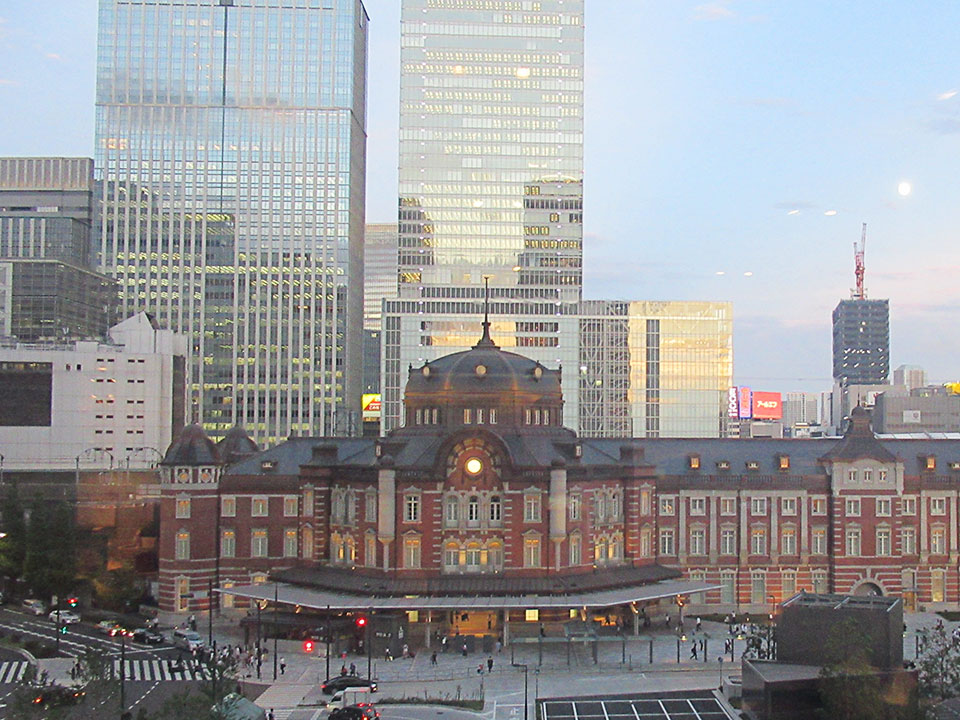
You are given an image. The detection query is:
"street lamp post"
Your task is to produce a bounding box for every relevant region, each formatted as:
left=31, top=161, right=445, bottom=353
left=273, top=583, right=279, bottom=681
left=325, top=604, right=331, bottom=681
left=256, top=602, right=262, bottom=680
left=367, top=606, right=373, bottom=680
left=512, top=662, right=529, bottom=720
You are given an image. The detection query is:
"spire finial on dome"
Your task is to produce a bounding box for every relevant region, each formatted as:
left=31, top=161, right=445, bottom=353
left=475, top=275, right=498, bottom=349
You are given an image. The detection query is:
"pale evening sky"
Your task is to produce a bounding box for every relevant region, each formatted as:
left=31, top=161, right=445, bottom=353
left=1, top=1, right=959, bottom=394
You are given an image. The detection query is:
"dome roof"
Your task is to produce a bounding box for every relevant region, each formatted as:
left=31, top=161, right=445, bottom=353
left=404, top=323, right=561, bottom=399
left=216, top=425, right=259, bottom=465
left=161, top=424, right=221, bottom=466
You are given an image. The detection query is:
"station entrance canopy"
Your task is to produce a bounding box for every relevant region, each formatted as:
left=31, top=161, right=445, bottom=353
left=219, top=578, right=718, bottom=611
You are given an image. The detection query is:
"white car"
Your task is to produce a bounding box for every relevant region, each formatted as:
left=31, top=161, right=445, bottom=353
left=49, top=610, right=81, bottom=624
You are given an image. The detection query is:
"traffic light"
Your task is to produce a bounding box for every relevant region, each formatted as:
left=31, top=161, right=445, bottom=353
left=303, top=640, right=315, bottom=653
left=355, top=616, right=367, bottom=628
left=67, top=597, right=78, bottom=608
left=58, top=625, right=68, bottom=635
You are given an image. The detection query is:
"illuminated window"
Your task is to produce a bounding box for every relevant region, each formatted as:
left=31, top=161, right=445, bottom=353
left=175, top=531, right=190, bottom=560
left=659, top=496, right=675, bottom=515
left=251, top=529, right=268, bottom=558
left=283, top=496, right=298, bottom=517
left=404, top=536, right=421, bottom=569
left=251, top=496, right=268, bottom=517
left=175, top=497, right=191, bottom=519
left=523, top=536, right=541, bottom=567
left=781, top=527, right=796, bottom=555
left=220, top=530, right=235, bottom=558
left=284, top=529, right=298, bottom=558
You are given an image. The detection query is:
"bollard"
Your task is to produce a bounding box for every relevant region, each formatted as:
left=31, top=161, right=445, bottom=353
left=676, top=638, right=681, bottom=663
left=703, top=638, right=708, bottom=663
left=649, top=638, right=653, bottom=664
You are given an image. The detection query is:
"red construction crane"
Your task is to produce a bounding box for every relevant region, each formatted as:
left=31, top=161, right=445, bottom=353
left=853, top=222, right=867, bottom=300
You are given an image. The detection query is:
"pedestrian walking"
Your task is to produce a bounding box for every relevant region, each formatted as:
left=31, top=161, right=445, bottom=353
left=462, top=642, right=468, bottom=657
left=403, top=643, right=409, bottom=658
left=268, top=709, right=275, bottom=720
left=496, top=639, right=502, bottom=654
left=189, top=614, right=197, bottom=631
left=487, top=656, right=493, bottom=673
left=341, top=664, right=348, bottom=676
left=665, top=614, right=671, bottom=628
left=349, top=662, right=356, bottom=675
left=280, top=657, right=286, bottom=675
left=441, top=636, right=449, bottom=653
left=696, top=617, right=702, bottom=632
left=690, top=643, right=698, bottom=660
left=477, top=663, right=483, bottom=675
left=431, top=651, right=437, bottom=665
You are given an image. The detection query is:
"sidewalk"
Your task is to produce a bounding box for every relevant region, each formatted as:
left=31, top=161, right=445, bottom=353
left=200, top=611, right=959, bottom=714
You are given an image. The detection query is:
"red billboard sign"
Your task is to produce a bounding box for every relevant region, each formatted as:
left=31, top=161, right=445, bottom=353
left=738, top=387, right=753, bottom=419
left=752, top=391, right=783, bottom=420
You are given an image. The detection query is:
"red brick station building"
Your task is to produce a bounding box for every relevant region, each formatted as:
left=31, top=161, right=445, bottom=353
left=159, top=321, right=960, bottom=646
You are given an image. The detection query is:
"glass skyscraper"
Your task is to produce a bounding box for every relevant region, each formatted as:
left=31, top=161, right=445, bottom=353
left=383, top=0, right=584, bottom=432
left=95, top=0, right=368, bottom=443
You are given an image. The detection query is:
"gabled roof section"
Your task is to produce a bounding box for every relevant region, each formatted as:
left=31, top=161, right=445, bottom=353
left=821, top=406, right=897, bottom=464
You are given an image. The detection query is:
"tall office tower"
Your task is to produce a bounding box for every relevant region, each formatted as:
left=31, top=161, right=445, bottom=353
left=578, top=301, right=733, bottom=438
left=832, top=299, right=889, bottom=386
left=0, top=157, right=116, bottom=341
left=383, top=0, right=584, bottom=432
left=363, top=223, right=398, bottom=332
left=782, top=392, right=820, bottom=427
left=95, top=0, right=369, bottom=443
left=894, top=364, right=926, bottom=392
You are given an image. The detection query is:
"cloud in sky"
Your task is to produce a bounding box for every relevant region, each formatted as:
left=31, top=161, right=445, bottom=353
left=45, top=52, right=62, bottom=61
left=938, top=89, right=957, bottom=101
left=692, top=2, right=735, bottom=21
left=0, top=78, right=17, bottom=87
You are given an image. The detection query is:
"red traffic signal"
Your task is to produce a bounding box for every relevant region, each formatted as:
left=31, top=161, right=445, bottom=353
left=303, top=640, right=315, bottom=653
left=355, top=616, right=367, bottom=628
left=67, top=597, right=78, bottom=608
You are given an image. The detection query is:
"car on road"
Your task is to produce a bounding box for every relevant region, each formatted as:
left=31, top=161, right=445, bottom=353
left=329, top=704, right=380, bottom=720
left=48, top=610, right=81, bottom=624
left=31, top=685, right=86, bottom=710
left=172, top=628, right=204, bottom=651
left=132, top=628, right=165, bottom=645
left=321, top=676, right=378, bottom=695
left=96, top=619, right=126, bottom=636
left=22, top=599, right=46, bottom=615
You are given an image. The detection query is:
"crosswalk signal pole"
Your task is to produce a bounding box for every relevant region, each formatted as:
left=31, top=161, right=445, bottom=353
left=120, top=631, right=126, bottom=714
left=55, top=608, right=60, bottom=655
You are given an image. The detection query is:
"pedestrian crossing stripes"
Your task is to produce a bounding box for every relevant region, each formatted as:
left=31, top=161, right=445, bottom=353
left=112, top=659, right=209, bottom=682
left=0, top=662, right=28, bottom=684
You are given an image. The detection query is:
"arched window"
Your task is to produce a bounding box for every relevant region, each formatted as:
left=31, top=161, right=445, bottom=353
left=488, top=541, right=503, bottom=570
left=489, top=496, right=502, bottom=524
left=344, top=536, right=356, bottom=563
left=569, top=532, right=582, bottom=566
left=445, top=495, right=460, bottom=526
left=466, top=543, right=482, bottom=568
left=330, top=533, right=342, bottom=563
left=444, top=542, right=460, bottom=570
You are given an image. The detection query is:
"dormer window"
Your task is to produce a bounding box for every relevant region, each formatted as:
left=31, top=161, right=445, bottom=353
left=717, top=460, right=730, bottom=471
left=463, top=408, right=472, bottom=424
left=575, top=444, right=582, bottom=458
left=925, top=456, right=937, bottom=471
left=489, top=408, right=498, bottom=425
left=746, top=461, right=759, bottom=471
left=688, top=455, right=700, bottom=470
left=778, top=455, right=790, bottom=471
left=950, top=462, right=960, bottom=471
left=415, top=408, right=423, bottom=425
left=261, top=460, right=277, bottom=472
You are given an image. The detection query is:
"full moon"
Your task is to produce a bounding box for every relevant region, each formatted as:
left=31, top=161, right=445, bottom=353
left=898, top=181, right=912, bottom=197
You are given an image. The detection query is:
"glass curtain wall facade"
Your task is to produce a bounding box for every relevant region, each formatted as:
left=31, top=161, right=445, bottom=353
left=95, top=0, right=368, bottom=443
left=384, top=0, right=584, bottom=433
left=579, top=301, right=733, bottom=438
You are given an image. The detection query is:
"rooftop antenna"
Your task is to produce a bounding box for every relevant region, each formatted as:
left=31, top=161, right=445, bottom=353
left=852, top=223, right=867, bottom=300
left=475, top=275, right=497, bottom=348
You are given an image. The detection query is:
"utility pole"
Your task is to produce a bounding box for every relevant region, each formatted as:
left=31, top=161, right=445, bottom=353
left=120, top=631, right=126, bottom=715
left=366, top=607, right=372, bottom=680
left=325, top=604, right=331, bottom=681
left=208, top=578, right=214, bottom=648
left=273, top=583, right=279, bottom=681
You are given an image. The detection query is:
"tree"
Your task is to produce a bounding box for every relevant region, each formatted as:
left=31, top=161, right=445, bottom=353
left=22, top=499, right=76, bottom=600
left=0, top=484, right=27, bottom=582
left=817, top=618, right=925, bottom=720
left=144, top=648, right=241, bottom=720
left=917, top=623, right=960, bottom=701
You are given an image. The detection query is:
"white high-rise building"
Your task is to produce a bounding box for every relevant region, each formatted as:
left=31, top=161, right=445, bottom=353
left=0, top=312, right=186, bottom=471
left=383, top=0, right=584, bottom=432
left=95, top=0, right=369, bottom=443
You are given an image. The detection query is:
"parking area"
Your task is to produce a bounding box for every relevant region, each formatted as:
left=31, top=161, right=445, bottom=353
left=540, top=690, right=734, bottom=720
